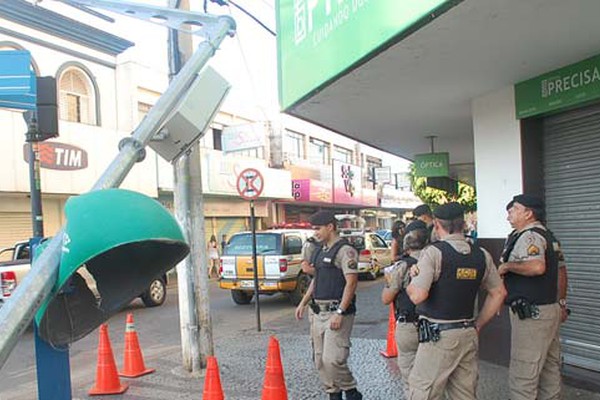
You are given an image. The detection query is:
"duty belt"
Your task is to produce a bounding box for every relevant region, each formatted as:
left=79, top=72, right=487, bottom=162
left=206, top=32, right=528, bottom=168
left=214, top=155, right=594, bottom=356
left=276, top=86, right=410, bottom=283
left=418, top=319, right=475, bottom=343
left=311, top=300, right=340, bottom=313
left=396, top=314, right=418, bottom=324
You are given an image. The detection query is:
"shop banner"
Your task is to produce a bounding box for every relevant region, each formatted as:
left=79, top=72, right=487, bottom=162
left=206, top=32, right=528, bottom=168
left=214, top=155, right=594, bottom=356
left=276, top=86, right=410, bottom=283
left=204, top=150, right=292, bottom=199
left=380, top=185, right=422, bottom=209
left=221, top=122, right=267, bottom=152
left=332, top=160, right=362, bottom=205
left=414, top=153, right=449, bottom=177
left=292, top=179, right=332, bottom=203
left=276, top=0, right=453, bottom=109
left=362, top=188, right=378, bottom=207
left=515, top=53, right=600, bottom=119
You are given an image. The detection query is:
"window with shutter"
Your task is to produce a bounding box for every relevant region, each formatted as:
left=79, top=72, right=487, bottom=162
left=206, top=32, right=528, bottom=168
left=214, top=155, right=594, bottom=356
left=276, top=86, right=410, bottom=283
left=58, top=68, right=96, bottom=125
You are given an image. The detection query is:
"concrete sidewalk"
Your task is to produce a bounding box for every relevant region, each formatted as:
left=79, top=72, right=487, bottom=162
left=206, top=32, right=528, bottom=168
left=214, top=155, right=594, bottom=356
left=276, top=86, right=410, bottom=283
left=66, top=328, right=600, bottom=400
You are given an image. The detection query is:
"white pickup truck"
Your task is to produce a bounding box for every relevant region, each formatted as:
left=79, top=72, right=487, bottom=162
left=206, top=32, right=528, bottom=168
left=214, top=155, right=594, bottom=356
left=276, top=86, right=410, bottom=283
left=0, top=241, right=168, bottom=308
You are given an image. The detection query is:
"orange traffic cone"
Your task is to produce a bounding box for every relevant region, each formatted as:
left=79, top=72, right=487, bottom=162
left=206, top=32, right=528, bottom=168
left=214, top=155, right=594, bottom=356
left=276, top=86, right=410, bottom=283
left=89, top=324, right=129, bottom=396
left=261, top=336, right=288, bottom=400
left=119, top=313, right=155, bottom=378
left=202, top=356, right=225, bottom=400
left=380, top=304, right=398, bottom=358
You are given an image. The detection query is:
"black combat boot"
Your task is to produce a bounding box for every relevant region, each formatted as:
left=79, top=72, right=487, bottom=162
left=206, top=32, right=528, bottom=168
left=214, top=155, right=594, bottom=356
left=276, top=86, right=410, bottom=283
left=344, top=388, right=363, bottom=400
left=329, top=392, right=343, bottom=400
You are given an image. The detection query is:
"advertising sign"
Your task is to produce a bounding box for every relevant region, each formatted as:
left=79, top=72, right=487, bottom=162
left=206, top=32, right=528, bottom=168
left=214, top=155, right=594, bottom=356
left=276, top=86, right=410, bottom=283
left=361, top=188, right=378, bottom=207
left=23, top=142, right=88, bottom=171
left=414, top=153, right=449, bottom=178
left=222, top=122, right=267, bottom=152
left=515, top=53, right=600, bottom=119
left=276, top=0, right=452, bottom=109
left=332, top=160, right=362, bottom=205
left=0, top=50, right=36, bottom=110
left=374, top=166, right=392, bottom=184
left=292, top=179, right=332, bottom=203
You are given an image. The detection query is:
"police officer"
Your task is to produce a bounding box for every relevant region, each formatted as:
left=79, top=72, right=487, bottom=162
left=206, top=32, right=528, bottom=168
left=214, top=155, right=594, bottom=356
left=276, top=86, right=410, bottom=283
left=301, top=235, right=319, bottom=276
left=381, top=225, right=429, bottom=383
left=406, top=202, right=506, bottom=400
left=498, top=194, right=569, bottom=400
left=295, top=210, right=362, bottom=400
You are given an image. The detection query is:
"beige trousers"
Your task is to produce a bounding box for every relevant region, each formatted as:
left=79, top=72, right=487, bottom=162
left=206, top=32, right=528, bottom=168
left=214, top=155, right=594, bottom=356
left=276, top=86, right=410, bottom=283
left=509, top=303, right=561, bottom=400
left=395, top=321, right=419, bottom=383
left=309, top=309, right=357, bottom=394
left=408, top=327, right=479, bottom=400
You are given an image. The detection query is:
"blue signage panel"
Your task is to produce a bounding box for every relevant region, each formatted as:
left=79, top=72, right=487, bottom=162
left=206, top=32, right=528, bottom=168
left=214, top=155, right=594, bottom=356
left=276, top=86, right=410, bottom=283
left=0, top=50, right=37, bottom=110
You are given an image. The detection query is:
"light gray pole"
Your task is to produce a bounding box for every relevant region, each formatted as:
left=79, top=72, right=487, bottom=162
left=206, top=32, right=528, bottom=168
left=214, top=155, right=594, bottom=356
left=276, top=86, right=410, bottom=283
left=169, top=0, right=214, bottom=373
left=0, top=13, right=234, bottom=370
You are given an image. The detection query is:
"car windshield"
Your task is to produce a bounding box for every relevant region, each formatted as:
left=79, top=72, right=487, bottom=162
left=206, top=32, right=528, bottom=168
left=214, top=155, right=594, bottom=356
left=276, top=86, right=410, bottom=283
left=342, top=235, right=366, bottom=250
left=224, top=233, right=282, bottom=256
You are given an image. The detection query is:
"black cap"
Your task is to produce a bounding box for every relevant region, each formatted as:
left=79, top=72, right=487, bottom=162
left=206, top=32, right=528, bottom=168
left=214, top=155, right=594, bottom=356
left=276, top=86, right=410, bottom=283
left=405, top=220, right=427, bottom=234
left=506, top=194, right=544, bottom=211
left=309, top=210, right=336, bottom=226
left=433, top=202, right=464, bottom=220
left=413, top=204, right=432, bottom=217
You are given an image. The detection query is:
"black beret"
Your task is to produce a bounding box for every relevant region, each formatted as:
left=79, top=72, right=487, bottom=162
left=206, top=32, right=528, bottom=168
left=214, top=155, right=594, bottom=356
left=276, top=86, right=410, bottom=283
left=309, top=210, right=336, bottom=226
left=508, top=194, right=544, bottom=210
left=405, top=220, right=428, bottom=234
left=433, top=202, right=464, bottom=220
left=413, top=204, right=432, bottom=217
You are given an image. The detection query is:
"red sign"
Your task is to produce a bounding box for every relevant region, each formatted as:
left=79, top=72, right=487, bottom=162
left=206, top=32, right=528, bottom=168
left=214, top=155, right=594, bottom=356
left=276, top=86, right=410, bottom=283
left=23, top=142, right=88, bottom=171
left=292, top=179, right=332, bottom=203
left=236, top=168, right=264, bottom=200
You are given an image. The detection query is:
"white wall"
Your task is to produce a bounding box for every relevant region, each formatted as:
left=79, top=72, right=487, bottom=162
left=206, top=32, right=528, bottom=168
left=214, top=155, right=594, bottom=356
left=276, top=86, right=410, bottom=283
left=472, top=86, right=522, bottom=238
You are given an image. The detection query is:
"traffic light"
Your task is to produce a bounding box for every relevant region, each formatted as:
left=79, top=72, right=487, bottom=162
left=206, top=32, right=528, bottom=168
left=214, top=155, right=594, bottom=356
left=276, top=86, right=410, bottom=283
left=24, top=76, right=59, bottom=142
left=34, top=189, right=189, bottom=346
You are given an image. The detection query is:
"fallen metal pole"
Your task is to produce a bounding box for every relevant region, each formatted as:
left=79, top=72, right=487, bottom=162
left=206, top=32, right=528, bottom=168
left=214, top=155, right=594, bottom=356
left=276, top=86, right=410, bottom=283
left=0, top=15, right=235, bottom=370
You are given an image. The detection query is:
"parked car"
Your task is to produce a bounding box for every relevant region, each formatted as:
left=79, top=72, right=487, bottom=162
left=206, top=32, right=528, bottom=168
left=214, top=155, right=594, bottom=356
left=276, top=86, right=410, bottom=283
left=376, top=229, right=393, bottom=247
left=339, top=230, right=392, bottom=280
left=0, top=240, right=168, bottom=308
left=219, top=229, right=313, bottom=305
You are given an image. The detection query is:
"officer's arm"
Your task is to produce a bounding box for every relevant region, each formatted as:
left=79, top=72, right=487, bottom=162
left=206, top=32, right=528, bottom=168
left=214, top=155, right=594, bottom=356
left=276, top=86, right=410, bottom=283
left=498, top=259, right=545, bottom=276
left=406, top=284, right=428, bottom=305
left=340, top=272, right=358, bottom=312
left=558, top=265, right=568, bottom=303
left=381, top=287, right=399, bottom=305
left=476, top=283, right=507, bottom=331
left=298, top=279, right=315, bottom=308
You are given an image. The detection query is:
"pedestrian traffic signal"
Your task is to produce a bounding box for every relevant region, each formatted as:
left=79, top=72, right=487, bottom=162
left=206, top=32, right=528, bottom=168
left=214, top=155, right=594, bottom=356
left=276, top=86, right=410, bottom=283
left=35, top=189, right=189, bottom=346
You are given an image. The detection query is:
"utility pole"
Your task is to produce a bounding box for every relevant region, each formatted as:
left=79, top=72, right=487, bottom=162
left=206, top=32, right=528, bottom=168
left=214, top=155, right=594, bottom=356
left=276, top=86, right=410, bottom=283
left=169, top=0, right=214, bottom=373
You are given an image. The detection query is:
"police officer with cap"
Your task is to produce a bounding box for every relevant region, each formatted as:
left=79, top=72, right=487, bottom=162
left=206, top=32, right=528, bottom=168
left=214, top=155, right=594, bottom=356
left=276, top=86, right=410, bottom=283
left=406, top=202, right=506, bottom=399
left=381, top=224, right=429, bottom=383
left=295, top=210, right=362, bottom=400
left=499, top=194, right=569, bottom=400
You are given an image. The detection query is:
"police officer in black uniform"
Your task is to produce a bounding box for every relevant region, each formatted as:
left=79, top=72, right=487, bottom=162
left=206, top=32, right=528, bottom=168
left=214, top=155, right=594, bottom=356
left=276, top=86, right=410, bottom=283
left=295, top=210, right=362, bottom=400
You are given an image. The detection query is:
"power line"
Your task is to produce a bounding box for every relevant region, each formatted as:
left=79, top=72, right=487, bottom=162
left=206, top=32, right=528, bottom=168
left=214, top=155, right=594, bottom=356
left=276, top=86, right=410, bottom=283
left=209, top=0, right=276, bottom=36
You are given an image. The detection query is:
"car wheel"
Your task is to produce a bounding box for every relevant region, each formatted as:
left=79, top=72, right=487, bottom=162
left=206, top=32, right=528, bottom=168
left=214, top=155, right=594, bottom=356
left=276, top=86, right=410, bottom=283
left=141, top=277, right=167, bottom=307
left=289, top=273, right=312, bottom=305
left=231, top=290, right=253, bottom=305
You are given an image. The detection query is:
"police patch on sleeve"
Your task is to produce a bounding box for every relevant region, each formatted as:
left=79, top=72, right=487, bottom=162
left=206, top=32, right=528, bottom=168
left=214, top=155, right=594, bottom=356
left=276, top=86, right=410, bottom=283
left=527, top=244, right=540, bottom=256
left=347, top=260, right=358, bottom=270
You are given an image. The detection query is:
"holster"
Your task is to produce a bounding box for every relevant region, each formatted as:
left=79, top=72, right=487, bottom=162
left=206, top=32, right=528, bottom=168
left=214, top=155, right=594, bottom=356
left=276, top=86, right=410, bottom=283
left=308, top=300, right=321, bottom=315
left=417, top=319, right=440, bottom=343
left=510, top=298, right=540, bottom=320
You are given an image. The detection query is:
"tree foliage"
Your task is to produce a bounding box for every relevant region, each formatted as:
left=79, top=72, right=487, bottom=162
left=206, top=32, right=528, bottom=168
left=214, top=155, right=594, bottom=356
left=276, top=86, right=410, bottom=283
left=409, top=164, right=477, bottom=212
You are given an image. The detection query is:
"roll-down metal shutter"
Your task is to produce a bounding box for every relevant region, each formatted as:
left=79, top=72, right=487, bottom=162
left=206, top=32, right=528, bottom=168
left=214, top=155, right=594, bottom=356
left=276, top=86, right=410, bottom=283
left=543, top=102, right=600, bottom=371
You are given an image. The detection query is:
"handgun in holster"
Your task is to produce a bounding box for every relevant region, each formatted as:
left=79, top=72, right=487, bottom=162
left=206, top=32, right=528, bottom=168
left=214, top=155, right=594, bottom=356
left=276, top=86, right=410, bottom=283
left=418, top=319, right=440, bottom=343
left=510, top=298, right=540, bottom=320
left=309, top=299, right=321, bottom=315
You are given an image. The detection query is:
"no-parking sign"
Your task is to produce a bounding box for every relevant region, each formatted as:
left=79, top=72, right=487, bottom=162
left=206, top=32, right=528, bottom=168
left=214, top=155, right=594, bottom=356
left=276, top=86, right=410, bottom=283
left=236, top=168, right=264, bottom=200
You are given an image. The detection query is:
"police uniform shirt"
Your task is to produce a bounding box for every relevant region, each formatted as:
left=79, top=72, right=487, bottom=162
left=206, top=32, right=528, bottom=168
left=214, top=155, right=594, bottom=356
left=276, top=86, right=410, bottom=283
left=411, top=233, right=503, bottom=321
left=322, top=237, right=359, bottom=274
left=301, top=240, right=318, bottom=264
left=506, top=222, right=566, bottom=269
left=388, top=250, right=422, bottom=292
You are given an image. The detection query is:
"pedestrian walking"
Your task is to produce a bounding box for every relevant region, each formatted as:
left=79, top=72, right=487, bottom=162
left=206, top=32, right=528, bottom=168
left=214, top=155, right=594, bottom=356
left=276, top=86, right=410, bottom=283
left=406, top=202, right=506, bottom=400
left=381, top=225, right=428, bottom=383
left=295, top=210, right=363, bottom=400
left=207, top=234, right=219, bottom=279
left=498, top=194, right=569, bottom=400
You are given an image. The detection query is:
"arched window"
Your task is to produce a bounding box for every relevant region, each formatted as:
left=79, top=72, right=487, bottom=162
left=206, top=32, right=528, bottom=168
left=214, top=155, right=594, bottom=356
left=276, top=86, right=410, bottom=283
left=58, top=67, right=97, bottom=125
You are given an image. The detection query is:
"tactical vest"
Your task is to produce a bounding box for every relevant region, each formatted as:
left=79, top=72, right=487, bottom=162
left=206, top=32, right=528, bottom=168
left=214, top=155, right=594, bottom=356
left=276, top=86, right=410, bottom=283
left=393, top=255, right=418, bottom=320
left=501, top=227, right=559, bottom=305
left=313, top=238, right=350, bottom=301
left=417, top=241, right=485, bottom=320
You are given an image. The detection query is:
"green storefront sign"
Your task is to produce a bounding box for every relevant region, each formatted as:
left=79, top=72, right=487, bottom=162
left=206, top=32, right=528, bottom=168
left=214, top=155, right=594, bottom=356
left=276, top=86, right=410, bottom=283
left=276, top=0, right=455, bottom=110
left=515, top=53, right=600, bottom=119
left=414, top=153, right=449, bottom=178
